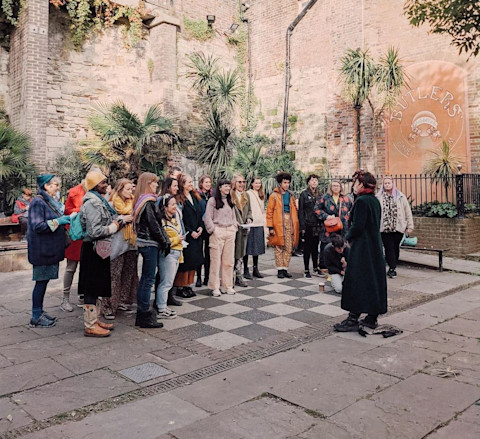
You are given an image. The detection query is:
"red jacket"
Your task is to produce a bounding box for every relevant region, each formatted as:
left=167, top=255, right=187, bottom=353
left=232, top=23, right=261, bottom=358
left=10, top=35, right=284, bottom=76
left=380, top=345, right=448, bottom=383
left=64, top=183, right=86, bottom=261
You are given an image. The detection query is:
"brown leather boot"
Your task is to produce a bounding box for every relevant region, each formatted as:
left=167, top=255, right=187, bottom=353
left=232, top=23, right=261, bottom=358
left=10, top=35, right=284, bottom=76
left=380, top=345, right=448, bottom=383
left=83, top=305, right=111, bottom=337
left=97, top=321, right=114, bottom=331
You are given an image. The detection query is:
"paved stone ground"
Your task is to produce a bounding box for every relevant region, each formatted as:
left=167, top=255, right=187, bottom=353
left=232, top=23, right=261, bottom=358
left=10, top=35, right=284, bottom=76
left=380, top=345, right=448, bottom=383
left=0, top=249, right=479, bottom=438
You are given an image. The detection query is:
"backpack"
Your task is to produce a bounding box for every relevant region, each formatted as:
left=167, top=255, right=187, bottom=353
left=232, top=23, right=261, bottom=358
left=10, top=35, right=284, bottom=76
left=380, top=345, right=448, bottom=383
left=69, top=211, right=87, bottom=241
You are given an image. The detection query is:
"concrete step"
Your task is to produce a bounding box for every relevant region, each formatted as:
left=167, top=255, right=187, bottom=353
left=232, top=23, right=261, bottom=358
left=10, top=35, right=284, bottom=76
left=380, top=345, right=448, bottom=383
left=465, top=252, right=480, bottom=262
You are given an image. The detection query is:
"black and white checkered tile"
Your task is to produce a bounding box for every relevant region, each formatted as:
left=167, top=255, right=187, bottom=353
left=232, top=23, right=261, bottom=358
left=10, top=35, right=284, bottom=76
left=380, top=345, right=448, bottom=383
left=163, top=269, right=346, bottom=351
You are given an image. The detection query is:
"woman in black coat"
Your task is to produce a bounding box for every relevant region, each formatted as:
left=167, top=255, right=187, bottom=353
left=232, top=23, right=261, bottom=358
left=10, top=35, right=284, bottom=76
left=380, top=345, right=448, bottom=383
left=174, top=174, right=204, bottom=299
left=334, top=171, right=387, bottom=332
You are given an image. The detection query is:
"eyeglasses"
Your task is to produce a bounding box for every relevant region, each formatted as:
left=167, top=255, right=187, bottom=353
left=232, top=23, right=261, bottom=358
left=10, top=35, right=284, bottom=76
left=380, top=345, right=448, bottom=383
left=237, top=181, right=246, bottom=184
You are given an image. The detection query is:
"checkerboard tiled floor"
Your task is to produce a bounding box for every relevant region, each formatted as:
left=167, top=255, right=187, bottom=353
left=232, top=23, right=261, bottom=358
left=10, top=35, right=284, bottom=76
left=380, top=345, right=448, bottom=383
left=162, top=269, right=345, bottom=351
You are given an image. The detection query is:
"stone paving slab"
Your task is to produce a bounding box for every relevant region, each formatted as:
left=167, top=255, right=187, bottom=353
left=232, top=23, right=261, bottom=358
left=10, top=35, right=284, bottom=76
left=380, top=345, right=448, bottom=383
left=296, top=420, right=360, bottom=439
left=13, top=370, right=138, bottom=421
left=427, top=405, right=480, bottom=439
left=0, top=335, right=76, bottom=365
left=20, top=393, right=208, bottom=439
left=344, top=342, right=445, bottom=379
left=0, top=358, right=73, bottom=397
left=268, top=360, right=399, bottom=417
left=396, top=328, right=476, bottom=355
left=169, top=397, right=315, bottom=439
left=330, top=374, right=480, bottom=439
left=0, top=398, right=34, bottom=434
left=429, top=351, right=480, bottom=386
left=0, top=326, right=40, bottom=348
left=432, top=317, right=480, bottom=339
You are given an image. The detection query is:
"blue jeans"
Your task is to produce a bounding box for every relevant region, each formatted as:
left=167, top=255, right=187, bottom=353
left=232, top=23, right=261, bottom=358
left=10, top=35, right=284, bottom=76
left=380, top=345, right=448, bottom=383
left=32, top=280, right=49, bottom=319
left=156, top=250, right=181, bottom=310
left=137, top=246, right=158, bottom=312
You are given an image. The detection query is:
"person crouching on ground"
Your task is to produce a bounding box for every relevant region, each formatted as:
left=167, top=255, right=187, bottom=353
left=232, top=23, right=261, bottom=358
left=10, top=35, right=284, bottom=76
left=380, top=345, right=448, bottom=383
left=204, top=179, right=238, bottom=297
left=334, top=171, right=387, bottom=332
left=78, top=170, right=119, bottom=337
left=324, top=234, right=349, bottom=294
left=157, top=194, right=184, bottom=319
left=133, top=172, right=169, bottom=328
left=266, top=172, right=299, bottom=279
left=28, top=175, right=71, bottom=328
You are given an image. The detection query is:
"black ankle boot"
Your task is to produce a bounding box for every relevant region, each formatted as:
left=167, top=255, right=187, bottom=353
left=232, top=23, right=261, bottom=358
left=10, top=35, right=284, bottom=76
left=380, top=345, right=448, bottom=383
left=334, top=314, right=359, bottom=332
left=135, top=310, right=164, bottom=328
left=283, top=270, right=292, bottom=278
left=167, top=288, right=182, bottom=306
left=243, top=268, right=253, bottom=280
left=252, top=266, right=264, bottom=278
left=277, top=270, right=285, bottom=279
left=360, top=315, right=378, bottom=329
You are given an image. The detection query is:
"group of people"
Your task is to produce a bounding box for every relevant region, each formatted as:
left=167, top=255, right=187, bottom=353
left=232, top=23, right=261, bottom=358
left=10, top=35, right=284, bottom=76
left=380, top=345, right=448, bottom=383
left=25, top=165, right=413, bottom=336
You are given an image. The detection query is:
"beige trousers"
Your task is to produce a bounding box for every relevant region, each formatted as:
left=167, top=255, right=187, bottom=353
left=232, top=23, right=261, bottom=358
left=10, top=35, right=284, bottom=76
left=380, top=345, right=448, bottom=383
left=274, top=212, right=293, bottom=269
left=208, top=225, right=237, bottom=291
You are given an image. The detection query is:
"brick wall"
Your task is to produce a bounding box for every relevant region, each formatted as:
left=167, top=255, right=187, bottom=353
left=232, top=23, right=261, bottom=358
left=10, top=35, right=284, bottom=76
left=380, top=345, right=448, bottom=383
left=249, top=0, right=480, bottom=176
left=412, top=217, right=480, bottom=258
left=0, top=47, right=8, bottom=111
left=9, top=0, right=49, bottom=167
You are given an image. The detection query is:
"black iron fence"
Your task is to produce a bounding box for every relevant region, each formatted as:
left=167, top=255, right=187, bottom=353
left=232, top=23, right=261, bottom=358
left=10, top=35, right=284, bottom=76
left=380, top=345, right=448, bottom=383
left=316, top=173, right=480, bottom=218
left=1, top=173, right=479, bottom=218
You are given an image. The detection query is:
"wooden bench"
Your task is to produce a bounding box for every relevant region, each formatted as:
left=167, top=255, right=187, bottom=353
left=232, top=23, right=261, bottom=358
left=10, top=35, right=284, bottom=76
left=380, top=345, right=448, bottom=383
left=0, top=218, right=21, bottom=241
left=400, top=245, right=449, bottom=272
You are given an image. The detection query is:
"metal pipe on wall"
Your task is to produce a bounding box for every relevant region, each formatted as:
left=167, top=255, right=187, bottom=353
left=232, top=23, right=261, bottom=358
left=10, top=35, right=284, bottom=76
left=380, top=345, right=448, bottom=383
left=281, top=0, right=319, bottom=152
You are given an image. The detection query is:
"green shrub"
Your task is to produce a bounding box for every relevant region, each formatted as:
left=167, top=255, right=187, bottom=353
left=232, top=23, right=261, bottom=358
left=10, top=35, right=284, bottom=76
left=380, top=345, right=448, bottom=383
left=417, top=201, right=457, bottom=218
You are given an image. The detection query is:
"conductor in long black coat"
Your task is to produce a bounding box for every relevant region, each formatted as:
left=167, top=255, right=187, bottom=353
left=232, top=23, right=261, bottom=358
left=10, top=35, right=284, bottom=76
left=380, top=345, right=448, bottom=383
left=334, top=171, right=387, bottom=332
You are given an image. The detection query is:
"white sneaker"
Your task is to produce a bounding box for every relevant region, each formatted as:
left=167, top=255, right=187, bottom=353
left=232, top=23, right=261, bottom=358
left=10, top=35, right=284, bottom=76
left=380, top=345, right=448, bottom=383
left=225, top=288, right=236, bottom=295
left=104, top=313, right=116, bottom=320
left=212, top=289, right=221, bottom=297
left=157, top=308, right=177, bottom=319
left=60, top=299, right=73, bottom=312
left=165, top=306, right=177, bottom=316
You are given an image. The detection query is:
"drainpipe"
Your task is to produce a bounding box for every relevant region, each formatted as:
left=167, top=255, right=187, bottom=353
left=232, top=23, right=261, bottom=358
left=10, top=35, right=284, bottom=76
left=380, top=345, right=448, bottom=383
left=281, top=0, right=318, bottom=152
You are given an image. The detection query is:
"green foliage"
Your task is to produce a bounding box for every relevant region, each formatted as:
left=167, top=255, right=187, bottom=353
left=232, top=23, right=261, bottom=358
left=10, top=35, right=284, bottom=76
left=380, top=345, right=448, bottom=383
left=405, top=0, right=480, bottom=58
left=51, top=147, right=87, bottom=188
left=51, top=0, right=145, bottom=50
left=227, top=138, right=305, bottom=197
left=417, top=201, right=458, bottom=218
left=0, top=120, right=35, bottom=213
left=0, top=121, right=33, bottom=180
left=339, top=47, right=407, bottom=113
left=183, top=17, right=214, bottom=42
left=82, top=101, right=180, bottom=180
left=186, top=52, right=241, bottom=180
left=0, top=0, right=25, bottom=49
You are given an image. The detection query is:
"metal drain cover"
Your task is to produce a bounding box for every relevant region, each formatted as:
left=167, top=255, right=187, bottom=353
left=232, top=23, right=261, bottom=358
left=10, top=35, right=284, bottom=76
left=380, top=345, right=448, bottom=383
left=119, top=362, right=172, bottom=383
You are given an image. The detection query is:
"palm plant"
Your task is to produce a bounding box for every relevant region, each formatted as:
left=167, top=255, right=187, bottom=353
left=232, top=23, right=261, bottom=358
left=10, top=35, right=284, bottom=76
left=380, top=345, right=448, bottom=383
left=424, top=140, right=463, bottom=201
left=0, top=121, right=35, bottom=213
left=195, top=111, right=233, bottom=180
left=186, top=52, right=241, bottom=177
left=339, top=47, right=407, bottom=170
left=84, top=101, right=180, bottom=179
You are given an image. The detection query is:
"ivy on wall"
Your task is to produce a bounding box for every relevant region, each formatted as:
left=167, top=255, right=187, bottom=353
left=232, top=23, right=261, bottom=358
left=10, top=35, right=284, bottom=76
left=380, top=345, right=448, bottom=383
left=183, top=17, right=214, bottom=41
left=0, top=0, right=145, bottom=51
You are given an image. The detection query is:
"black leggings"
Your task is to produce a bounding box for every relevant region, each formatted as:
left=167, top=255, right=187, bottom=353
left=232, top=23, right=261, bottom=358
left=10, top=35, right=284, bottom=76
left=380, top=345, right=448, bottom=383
left=303, top=226, right=320, bottom=271
left=381, top=231, right=403, bottom=269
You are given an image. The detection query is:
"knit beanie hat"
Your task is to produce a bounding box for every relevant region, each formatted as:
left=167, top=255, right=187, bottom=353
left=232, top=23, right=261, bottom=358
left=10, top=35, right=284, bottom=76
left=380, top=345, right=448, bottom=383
left=85, top=170, right=107, bottom=191
left=36, top=174, right=54, bottom=189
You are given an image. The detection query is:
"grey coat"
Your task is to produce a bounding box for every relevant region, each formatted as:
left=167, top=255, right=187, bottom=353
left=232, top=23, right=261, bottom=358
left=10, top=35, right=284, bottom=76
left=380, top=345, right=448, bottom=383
left=233, top=192, right=253, bottom=260
left=80, top=192, right=117, bottom=242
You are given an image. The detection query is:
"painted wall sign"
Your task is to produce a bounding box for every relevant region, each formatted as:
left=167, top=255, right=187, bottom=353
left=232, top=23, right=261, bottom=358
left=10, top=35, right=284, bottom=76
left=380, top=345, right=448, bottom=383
left=387, top=61, right=470, bottom=174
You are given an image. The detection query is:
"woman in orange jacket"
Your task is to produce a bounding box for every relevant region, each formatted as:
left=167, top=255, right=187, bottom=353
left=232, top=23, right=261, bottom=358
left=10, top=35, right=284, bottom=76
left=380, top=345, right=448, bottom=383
left=266, top=172, right=299, bottom=278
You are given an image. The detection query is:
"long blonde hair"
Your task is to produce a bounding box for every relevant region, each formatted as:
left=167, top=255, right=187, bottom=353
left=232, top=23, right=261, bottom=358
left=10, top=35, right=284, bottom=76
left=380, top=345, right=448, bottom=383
left=111, top=178, right=133, bottom=202
left=133, top=172, right=159, bottom=206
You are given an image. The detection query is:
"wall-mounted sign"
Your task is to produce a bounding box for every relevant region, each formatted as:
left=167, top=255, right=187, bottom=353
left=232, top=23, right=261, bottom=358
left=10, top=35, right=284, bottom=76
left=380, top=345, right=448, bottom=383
left=387, top=61, right=470, bottom=174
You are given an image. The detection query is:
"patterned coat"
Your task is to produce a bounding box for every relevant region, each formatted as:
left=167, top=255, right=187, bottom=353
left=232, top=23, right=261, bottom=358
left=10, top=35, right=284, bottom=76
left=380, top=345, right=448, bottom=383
left=232, top=191, right=253, bottom=260
left=314, top=193, right=353, bottom=243
left=27, top=190, right=66, bottom=266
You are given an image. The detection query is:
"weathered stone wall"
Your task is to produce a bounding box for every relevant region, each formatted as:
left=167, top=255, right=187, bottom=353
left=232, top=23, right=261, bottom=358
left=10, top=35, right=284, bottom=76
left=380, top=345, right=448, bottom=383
left=7, top=0, right=238, bottom=171
left=0, top=47, right=8, bottom=110
left=412, top=216, right=480, bottom=258
left=248, top=0, right=480, bottom=176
